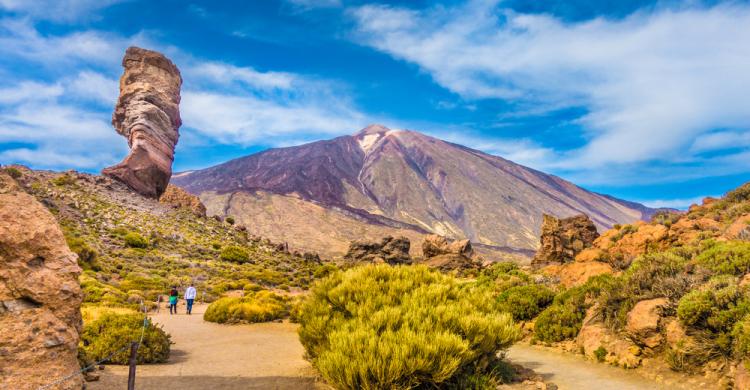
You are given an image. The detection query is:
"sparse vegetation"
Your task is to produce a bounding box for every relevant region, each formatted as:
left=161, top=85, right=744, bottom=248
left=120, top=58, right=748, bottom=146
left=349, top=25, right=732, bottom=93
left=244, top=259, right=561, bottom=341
left=297, top=265, right=519, bottom=389
left=3, top=166, right=22, bottom=179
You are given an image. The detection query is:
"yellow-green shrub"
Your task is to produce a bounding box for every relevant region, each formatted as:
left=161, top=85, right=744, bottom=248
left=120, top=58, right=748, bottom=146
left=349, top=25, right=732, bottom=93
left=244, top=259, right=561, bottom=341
left=696, top=241, right=750, bottom=276
left=297, top=264, right=519, bottom=389
left=80, top=311, right=170, bottom=364
left=123, top=232, right=149, bottom=248
left=219, top=245, right=249, bottom=263
left=203, top=290, right=288, bottom=324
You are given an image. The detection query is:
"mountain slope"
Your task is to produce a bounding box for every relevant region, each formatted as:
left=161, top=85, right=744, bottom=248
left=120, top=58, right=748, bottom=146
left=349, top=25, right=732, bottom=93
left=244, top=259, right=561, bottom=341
left=172, top=125, right=657, bottom=259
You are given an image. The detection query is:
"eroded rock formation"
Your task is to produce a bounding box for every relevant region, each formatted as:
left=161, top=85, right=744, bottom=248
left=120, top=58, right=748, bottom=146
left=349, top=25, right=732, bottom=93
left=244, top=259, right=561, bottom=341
left=532, top=214, right=599, bottom=267
left=0, top=172, right=83, bottom=389
left=159, top=184, right=206, bottom=217
left=103, top=46, right=182, bottom=199
left=421, top=234, right=481, bottom=272
left=344, top=236, right=411, bottom=265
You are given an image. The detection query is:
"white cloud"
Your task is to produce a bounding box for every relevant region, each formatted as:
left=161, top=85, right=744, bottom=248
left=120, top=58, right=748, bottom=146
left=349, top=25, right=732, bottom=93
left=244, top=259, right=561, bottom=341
left=351, top=1, right=750, bottom=175
left=0, top=17, right=371, bottom=170
left=284, top=0, right=342, bottom=10
left=0, top=0, right=125, bottom=22
left=640, top=195, right=716, bottom=210
left=181, top=90, right=365, bottom=146
left=186, top=62, right=297, bottom=91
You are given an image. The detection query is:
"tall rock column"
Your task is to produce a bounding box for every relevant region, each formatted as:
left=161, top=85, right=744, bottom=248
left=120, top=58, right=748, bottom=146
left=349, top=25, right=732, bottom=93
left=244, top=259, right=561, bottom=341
left=103, top=46, right=182, bottom=199
left=0, top=172, right=83, bottom=389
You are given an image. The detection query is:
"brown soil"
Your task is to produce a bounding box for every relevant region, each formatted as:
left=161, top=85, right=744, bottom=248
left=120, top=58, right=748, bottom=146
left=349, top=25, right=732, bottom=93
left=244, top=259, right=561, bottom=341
left=87, top=304, right=324, bottom=390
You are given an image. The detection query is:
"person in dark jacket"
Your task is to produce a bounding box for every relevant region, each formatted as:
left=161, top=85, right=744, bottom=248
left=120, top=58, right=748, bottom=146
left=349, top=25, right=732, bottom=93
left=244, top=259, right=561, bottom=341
left=168, top=286, right=179, bottom=314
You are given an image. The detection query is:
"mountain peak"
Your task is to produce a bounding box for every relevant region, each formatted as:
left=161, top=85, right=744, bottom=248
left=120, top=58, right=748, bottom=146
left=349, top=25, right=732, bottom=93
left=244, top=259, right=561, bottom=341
left=356, top=124, right=391, bottom=136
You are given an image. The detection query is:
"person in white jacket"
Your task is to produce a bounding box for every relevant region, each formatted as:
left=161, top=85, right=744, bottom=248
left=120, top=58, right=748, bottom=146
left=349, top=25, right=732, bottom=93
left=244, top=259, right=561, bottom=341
left=184, top=284, right=197, bottom=315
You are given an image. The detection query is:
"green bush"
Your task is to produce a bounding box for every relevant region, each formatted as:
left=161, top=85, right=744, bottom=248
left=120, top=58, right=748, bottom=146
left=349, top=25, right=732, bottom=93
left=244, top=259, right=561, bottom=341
left=732, top=315, right=750, bottom=359
left=123, top=232, right=149, bottom=248
left=599, top=251, right=693, bottom=329
left=204, top=291, right=289, bottom=324
left=220, top=245, right=250, bottom=263
left=66, top=236, right=100, bottom=271
left=677, top=276, right=750, bottom=355
left=594, top=346, right=607, bottom=362
left=297, top=264, right=519, bottom=389
left=534, top=274, right=617, bottom=342
left=534, top=304, right=586, bottom=342
left=476, top=262, right=531, bottom=291
left=51, top=173, right=76, bottom=186
left=80, top=274, right=128, bottom=306
left=3, top=167, right=22, bottom=179
left=225, top=216, right=235, bottom=225
left=496, top=284, right=554, bottom=321
left=80, top=312, right=170, bottom=364
left=696, top=241, right=750, bottom=276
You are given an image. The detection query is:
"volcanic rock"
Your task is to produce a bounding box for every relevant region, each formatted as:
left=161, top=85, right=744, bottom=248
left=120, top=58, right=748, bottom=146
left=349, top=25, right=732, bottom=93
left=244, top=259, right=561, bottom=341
left=0, top=172, right=83, bottom=389
left=626, top=298, right=668, bottom=349
left=421, top=234, right=481, bottom=272
left=532, top=214, right=599, bottom=268
left=159, top=184, right=206, bottom=217
left=344, top=236, right=411, bottom=265
left=103, top=46, right=182, bottom=199
left=422, top=234, right=473, bottom=258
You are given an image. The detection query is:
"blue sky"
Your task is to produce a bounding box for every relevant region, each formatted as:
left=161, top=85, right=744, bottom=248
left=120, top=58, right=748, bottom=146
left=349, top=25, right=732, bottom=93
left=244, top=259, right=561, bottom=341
left=1, top=0, right=749, bottom=208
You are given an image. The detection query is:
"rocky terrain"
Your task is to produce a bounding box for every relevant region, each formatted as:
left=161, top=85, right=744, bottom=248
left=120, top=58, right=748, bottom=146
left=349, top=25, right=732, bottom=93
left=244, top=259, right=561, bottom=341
left=0, top=171, right=83, bottom=390
left=4, top=166, right=323, bottom=307
left=173, top=125, right=659, bottom=261
left=515, top=181, right=750, bottom=388
left=103, top=47, right=182, bottom=199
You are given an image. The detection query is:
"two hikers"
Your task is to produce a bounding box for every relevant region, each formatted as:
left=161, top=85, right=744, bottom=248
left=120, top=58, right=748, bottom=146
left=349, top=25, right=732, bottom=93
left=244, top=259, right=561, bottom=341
left=166, top=284, right=198, bottom=314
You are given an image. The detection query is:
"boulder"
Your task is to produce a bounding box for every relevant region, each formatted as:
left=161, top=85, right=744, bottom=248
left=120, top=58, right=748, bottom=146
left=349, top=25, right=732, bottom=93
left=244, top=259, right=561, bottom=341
left=103, top=46, right=182, bottom=199
left=543, top=261, right=613, bottom=288
left=159, top=184, right=206, bottom=217
left=422, top=234, right=473, bottom=258
left=577, top=306, right=642, bottom=368
left=532, top=214, right=599, bottom=268
left=344, top=236, right=411, bottom=265
left=626, top=298, right=668, bottom=349
left=0, top=172, right=83, bottom=389
left=421, top=234, right=481, bottom=272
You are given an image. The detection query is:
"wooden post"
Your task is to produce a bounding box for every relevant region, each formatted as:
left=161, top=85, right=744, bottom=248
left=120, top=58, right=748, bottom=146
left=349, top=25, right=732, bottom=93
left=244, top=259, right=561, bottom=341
left=127, top=341, right=138, bottom=390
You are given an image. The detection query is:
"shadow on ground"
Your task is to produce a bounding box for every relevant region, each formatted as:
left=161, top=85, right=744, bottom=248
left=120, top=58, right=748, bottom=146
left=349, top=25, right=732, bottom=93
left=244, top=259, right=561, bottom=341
left=89, top=374, right=318, bottom=390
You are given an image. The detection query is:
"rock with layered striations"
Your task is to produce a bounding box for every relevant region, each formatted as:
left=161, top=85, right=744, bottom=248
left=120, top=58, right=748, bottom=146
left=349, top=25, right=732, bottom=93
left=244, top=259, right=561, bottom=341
left=0, top=172, right=83, bottom=389
left=159, top=184, right=206, bottom=217
left=532, top=214, right=599, bottom=268
left=103, top=46, right=182, bottom=199
left=344, top=236, right=411, bottom=265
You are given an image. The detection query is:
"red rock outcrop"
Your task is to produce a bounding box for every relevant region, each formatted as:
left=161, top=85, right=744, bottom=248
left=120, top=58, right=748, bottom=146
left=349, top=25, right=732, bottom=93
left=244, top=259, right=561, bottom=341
left=159, top=184, right=206, bottom=217
left=0, top=172, right=83, bottom=389
left=532, top=214, right=599, bottom=267
left=103, top=46, right=182, bottom=199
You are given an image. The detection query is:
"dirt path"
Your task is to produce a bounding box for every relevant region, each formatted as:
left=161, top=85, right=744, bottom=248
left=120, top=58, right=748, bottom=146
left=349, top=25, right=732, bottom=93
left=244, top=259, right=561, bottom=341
left=88, top=304, right=708, bottom=390
left=89, top=304, right=322, bottom=390
left=506, top=344, right=710, bottom=390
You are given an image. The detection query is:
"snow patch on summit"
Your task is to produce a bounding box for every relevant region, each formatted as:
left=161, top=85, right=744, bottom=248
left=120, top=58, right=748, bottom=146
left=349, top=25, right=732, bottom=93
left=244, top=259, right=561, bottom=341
left=358, top=133, right=381, bottom=153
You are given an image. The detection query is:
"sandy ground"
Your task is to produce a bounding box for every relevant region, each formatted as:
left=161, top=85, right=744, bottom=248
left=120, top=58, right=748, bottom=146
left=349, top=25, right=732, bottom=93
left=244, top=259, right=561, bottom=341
left=87, top=304, right=323, bottom=390
left=506, top=344, right=711, bottom=390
